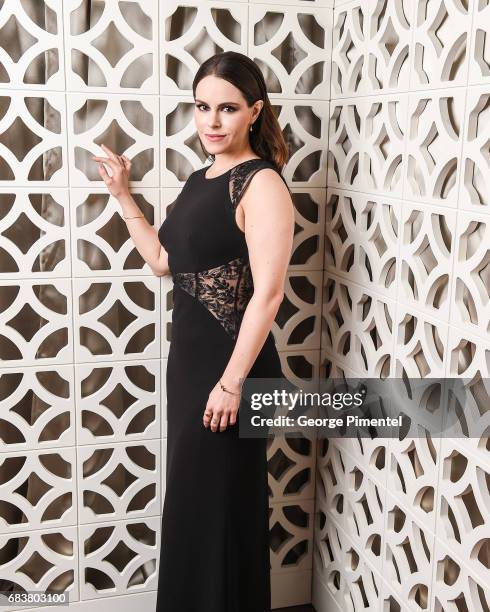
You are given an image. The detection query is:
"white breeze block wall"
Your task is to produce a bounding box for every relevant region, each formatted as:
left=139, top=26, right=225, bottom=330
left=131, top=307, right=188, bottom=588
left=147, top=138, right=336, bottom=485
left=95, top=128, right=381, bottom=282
left=0, top=0, right=333, bottom=609
left=313, top=1, right=490, bottom=612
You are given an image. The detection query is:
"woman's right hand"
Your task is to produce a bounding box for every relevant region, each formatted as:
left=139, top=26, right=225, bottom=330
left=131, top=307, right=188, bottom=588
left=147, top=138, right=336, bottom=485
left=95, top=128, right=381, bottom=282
left=91, top=144, right=132, bottom=199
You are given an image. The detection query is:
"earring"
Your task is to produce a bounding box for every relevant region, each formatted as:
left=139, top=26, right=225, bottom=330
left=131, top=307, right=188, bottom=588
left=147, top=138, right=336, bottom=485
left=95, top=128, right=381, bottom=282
left=249, top=124, right=253, bottom=132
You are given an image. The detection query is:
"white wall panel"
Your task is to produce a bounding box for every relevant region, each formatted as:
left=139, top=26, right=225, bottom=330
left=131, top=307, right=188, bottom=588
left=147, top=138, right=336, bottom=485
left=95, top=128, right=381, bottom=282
left=313, top=2, right=490, bottom=611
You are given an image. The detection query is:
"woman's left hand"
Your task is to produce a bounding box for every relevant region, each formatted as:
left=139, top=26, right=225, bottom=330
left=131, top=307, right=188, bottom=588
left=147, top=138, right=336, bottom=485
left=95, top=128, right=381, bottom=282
left=203, top=381, right=241, bottom=432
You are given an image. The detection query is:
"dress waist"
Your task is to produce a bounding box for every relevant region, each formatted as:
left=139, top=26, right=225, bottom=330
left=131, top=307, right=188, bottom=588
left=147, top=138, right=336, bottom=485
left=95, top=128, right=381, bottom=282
left=171, top=255, right=253, bottom=341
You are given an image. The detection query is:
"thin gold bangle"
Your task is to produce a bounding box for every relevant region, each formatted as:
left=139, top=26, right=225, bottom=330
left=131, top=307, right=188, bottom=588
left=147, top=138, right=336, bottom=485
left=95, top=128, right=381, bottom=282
left=219, top=378, right=241, bottom=396
left=123, top=215, right=144, bottom=220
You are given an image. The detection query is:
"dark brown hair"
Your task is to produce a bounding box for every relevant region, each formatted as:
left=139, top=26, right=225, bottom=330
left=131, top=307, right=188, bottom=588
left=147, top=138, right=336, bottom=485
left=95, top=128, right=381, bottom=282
left=192, top=51, right=289, bottom=170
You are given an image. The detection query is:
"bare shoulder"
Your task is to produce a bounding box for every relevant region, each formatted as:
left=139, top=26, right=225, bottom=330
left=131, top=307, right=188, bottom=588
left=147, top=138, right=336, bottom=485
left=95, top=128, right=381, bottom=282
left=241, top=166, right=291, bottom=209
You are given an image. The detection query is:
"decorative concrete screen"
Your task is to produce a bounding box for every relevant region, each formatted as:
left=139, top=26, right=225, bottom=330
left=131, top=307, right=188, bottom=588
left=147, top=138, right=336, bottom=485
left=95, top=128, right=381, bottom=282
left=313, top=1, right=490, bottom=611
left=1, top=1, right=488, bottom=611
left=0, top=0, right=332, bottom=610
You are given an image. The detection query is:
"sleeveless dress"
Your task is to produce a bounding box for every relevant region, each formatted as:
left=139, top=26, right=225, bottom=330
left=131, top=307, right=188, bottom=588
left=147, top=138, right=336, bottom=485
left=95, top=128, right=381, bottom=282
left=155, top=157, right=288, bottom=612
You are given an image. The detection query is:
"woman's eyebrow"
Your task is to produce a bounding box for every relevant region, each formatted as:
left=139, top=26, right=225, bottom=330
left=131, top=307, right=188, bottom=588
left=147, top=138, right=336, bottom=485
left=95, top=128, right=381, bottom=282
left=194, top=99, right=239, bottom=106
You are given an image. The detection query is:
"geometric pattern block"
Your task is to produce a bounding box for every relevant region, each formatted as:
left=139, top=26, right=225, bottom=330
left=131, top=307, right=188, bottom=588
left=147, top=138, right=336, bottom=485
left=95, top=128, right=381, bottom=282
left=459, top=85, right=490, bottom=211
left=267, top=435, right=315, bottom=502
left=404, top=90, right=466, bottom=206
left=0, top=447, right=76, bottom=533
left=435, top=437, right=490, bottom=581
left=274, top=270, right=323, bottom=352
left=331, top=0, right=412, bottom=98
left=432, top=537, right=490, bottom=612
left=313, top=511, right=381, bottom=612
left=66, top=93, right=159, bottom=187
left=343, top=450, right=387, bottom=575
left=70, top=188, right=160, bottom=276
left=0, top=0, right=65, bottom=90
left=320, top=351, right=360, bottom=381
left=315, top=438, right=347, bottom=527
left=0, top=92, right=68, bottom=186
left=330, top=4, right=366, bottom=99
left=75, top=361, right=161, bottom=445
left=327, top=95, right=408, bottom=197
left=384, top=493, right=435, bottom=611
left=160, top=95, right=207, bottom=186
left=0, top=526, right=78, bottom=603
left=447, top=326, right=490, bottom=379
left=410, top=0, right=472, bottom=90
left=77, top=440, right=160, bottom=523
left=161, top=1, right=248, bottom=96
left=0, top=189, right=70, bottom=278
left=289, top=188, right=326, bottom=272
left=0, top=279, right=73, bottom=367
left=441, top=366, right=490, bottom=460
left=469, top=0, right=490, bottom=86
left=450, top=210, right=490, bottom=336
left=324, top=189, right=400, bottom=296
left=340, top=432, right=390, bottom=490
left=73, top=276, right=160, bottom=363
left=277, top=100, right=329, bottom=188
left=0, top=365, right=75, bottom=453
left=388, top=434, right=443, bottom=533
left=269, top=499, right=314, bottom=573
left=343, top=548, right=382, bottom=612
left=385, top=370, right=446, bottom=435
left=249, top=5, right=331, bottom=100
left=321, top=275, right=395, bottom=377
left=399, top=202, right=456, bottom=320
left=394, top=308, right=448, bottom=378
left=278, top=349, right=322, bottom=387
left=63, top=0, right=158, bottom=93
left=78, top=517, right=159, bottom=600
left=312, top=510, right=350, bottom=611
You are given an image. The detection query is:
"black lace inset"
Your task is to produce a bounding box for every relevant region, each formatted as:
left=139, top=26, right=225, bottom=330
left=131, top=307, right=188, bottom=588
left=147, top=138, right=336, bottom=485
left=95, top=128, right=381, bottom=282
left=173, top=256, right=254, bottom=340
left=229, top=158, right=274, bottom=210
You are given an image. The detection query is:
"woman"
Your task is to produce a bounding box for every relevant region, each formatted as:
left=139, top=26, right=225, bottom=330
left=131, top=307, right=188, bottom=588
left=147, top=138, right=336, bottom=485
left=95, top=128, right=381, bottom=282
left=92, top=51, right=294, bottom=612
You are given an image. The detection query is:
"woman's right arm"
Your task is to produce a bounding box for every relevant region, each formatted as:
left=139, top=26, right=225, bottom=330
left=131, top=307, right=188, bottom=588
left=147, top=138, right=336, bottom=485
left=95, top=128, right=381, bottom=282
left=117, top=191, right=170, bottom=277
left=92, top=144, right=169, bottom=277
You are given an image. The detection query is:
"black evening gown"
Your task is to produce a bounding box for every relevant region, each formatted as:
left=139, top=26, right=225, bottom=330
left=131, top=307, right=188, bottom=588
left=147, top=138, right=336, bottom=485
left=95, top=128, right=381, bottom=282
left=155, top=158, right=287, bottom=612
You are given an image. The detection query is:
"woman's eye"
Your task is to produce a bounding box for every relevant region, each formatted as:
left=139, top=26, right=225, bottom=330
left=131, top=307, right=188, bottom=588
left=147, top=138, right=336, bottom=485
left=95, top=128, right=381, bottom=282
left=195, top=104, right=235, bottom=112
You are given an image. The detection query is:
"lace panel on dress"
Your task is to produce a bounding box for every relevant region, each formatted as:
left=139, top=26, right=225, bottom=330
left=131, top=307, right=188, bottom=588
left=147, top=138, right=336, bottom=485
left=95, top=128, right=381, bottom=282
left=229, top=159, right=272, bottom=211
left=173, top=256, right=254, bottom=340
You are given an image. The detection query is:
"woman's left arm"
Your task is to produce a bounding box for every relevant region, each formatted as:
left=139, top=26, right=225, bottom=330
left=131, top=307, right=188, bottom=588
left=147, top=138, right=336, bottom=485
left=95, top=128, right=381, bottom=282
left=203, top=168, right=294, bottom=432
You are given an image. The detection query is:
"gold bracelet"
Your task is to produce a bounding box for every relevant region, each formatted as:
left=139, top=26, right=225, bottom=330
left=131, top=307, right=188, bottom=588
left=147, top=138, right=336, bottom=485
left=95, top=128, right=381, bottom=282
left=123, top=215, right=144, bottom=220
left=219, top=378, right=241, bottom=396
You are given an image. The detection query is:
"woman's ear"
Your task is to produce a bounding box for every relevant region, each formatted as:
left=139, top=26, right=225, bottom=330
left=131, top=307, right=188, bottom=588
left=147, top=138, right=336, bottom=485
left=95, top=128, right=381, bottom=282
left=253, top=100, right=264, bottom=121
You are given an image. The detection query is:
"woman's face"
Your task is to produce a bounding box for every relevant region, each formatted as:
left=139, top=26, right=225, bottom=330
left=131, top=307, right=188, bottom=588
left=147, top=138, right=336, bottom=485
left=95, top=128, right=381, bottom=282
left=194, top=74, right=262, bottom=155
